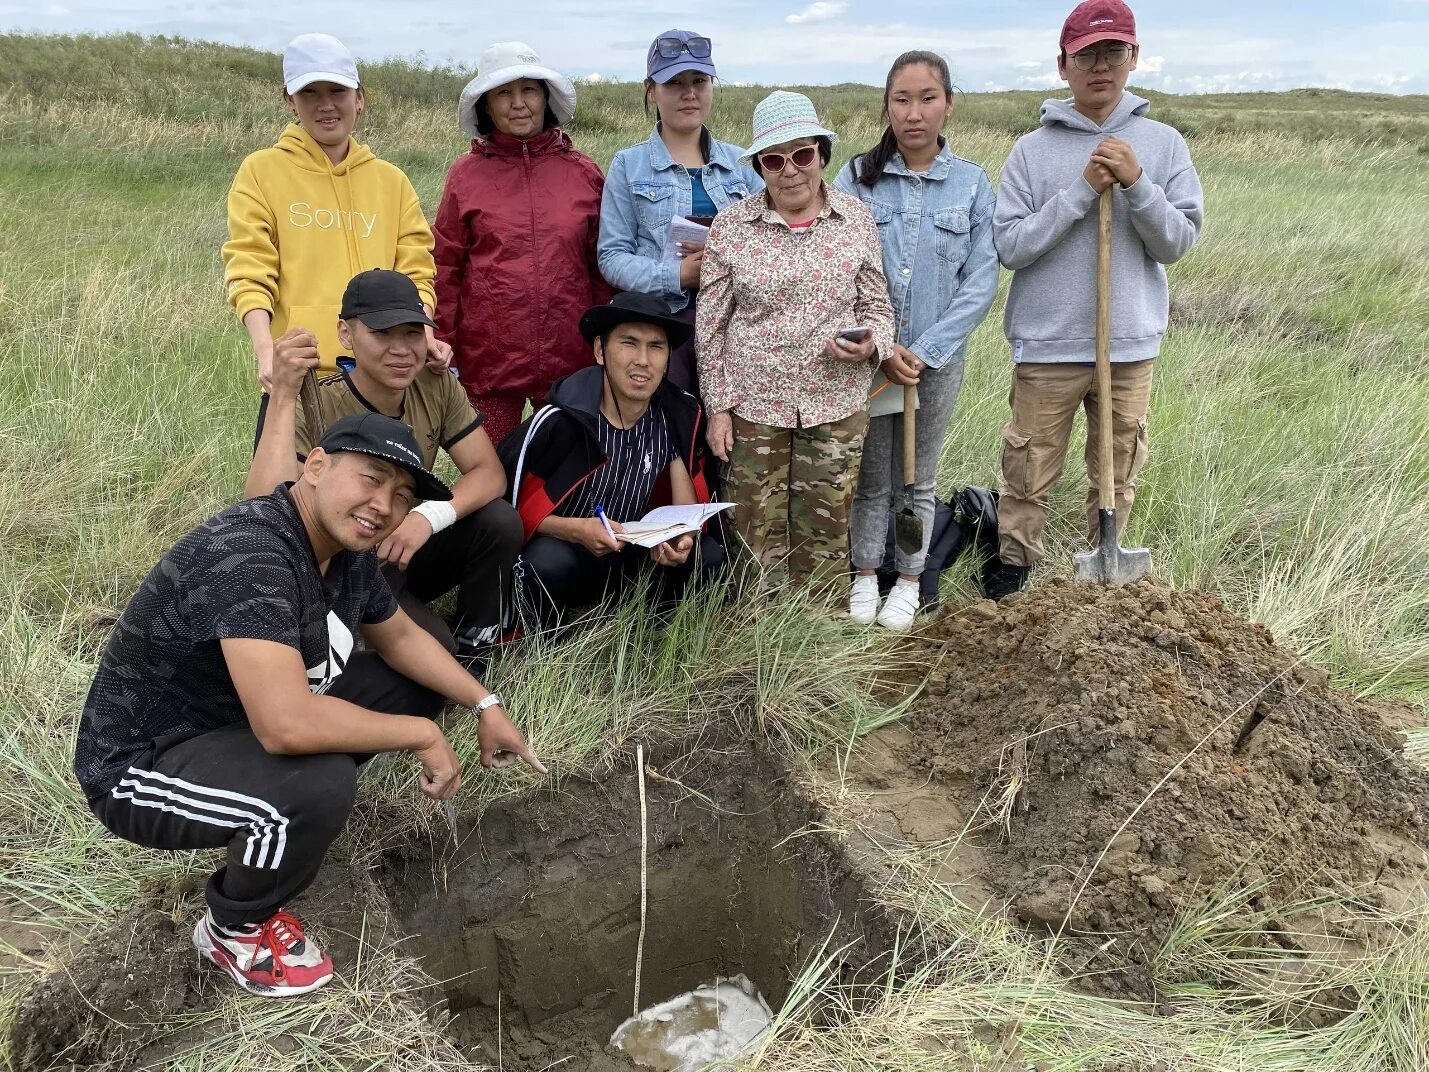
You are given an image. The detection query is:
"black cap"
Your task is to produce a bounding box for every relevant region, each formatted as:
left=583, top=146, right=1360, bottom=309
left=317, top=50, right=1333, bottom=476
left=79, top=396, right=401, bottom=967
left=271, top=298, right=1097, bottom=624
left=578, top=291, right=693, bottom=349
left=339, top=269, right=437, bottom=331
left=316, top=412, right=453, bottom=501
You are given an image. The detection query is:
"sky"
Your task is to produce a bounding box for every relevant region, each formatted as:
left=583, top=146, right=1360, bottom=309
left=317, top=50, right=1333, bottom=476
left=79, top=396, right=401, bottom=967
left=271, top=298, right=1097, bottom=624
left=2, top=0, right=1427, bottom=94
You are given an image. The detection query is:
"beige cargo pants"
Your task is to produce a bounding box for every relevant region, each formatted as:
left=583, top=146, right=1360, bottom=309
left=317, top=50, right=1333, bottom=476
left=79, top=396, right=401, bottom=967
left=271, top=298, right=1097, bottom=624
left=997, top=359, right=1154, bottom=568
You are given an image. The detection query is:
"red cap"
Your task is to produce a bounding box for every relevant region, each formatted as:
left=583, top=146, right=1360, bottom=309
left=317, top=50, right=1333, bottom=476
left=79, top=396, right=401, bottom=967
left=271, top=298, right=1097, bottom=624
left=1060, top=0, right=1138, bottom=56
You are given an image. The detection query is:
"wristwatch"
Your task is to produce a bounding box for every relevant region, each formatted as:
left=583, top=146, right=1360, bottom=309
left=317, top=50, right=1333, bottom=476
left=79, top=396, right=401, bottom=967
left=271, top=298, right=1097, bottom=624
left=475, top=693, right=505, bottom=714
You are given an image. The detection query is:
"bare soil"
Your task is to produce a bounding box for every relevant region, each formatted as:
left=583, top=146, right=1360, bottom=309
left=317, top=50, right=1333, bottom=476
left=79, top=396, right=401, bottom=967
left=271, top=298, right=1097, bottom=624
left=381, top=734, right=898, bottom=1070
left=5, top=732, right=898, bottom=1071
left=851, top=577, right=1429, bottom=999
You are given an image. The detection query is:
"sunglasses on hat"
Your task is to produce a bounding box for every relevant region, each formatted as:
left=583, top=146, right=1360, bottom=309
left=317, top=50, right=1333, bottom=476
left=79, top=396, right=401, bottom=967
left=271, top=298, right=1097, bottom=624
left=758, top=144, right=820, bottom=173
left=654, top=36, right=712, bottom=60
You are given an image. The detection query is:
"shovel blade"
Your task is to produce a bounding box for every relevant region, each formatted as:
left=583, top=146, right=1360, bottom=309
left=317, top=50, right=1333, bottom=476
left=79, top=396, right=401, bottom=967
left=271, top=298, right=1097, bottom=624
left=1073, top=510, right=1152, bottom=585
left=894, top=487, right=923, bottom=555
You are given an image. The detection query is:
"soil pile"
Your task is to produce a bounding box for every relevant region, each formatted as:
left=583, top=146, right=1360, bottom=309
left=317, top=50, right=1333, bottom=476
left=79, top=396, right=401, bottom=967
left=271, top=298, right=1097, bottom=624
left=906, top=578, right=1429, bottom=990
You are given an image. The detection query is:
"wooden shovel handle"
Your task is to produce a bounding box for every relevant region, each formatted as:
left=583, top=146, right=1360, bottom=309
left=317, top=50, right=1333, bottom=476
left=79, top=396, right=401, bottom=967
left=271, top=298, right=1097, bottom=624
left=902, top=384, right=917, bottom=484
left=1095, top=187, right=1115, bottom=512
left=299, top=369, right=325, bottom=448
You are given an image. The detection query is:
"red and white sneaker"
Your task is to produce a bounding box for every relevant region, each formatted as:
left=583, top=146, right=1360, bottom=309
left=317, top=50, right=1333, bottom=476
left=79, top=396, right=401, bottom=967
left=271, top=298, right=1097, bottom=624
left=193, top=908, right=334, bottom=997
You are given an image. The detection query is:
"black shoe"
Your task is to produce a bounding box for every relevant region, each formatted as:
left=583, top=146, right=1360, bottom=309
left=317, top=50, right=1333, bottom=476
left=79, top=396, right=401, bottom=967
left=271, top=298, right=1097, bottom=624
left=453, top=625, right=498, bottom=681
left=454, top=647, right=489, bottom=681
left=983, top=561, right=1029, bottom=601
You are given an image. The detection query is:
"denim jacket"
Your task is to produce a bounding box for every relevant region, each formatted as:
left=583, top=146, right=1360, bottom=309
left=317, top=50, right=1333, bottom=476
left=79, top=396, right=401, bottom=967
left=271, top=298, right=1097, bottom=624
left=834, top=143, right=998, bottom=369
left=598, top=126, right=764, bottom=313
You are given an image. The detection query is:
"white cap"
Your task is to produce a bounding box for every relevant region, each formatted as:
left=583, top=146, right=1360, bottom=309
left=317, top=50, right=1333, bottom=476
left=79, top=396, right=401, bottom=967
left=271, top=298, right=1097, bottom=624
left=457, top=42, right=577, bottom=138
left=283, top=33, right=360, bottom=94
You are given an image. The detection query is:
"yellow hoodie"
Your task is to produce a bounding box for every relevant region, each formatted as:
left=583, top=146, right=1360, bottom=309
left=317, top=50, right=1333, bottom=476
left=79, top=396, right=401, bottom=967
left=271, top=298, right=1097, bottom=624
left=223, top=124, right=437, bottom=374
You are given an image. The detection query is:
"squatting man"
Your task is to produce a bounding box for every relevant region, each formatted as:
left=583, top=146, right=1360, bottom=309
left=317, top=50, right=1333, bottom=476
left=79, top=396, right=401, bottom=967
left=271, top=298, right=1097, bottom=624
left=73, top=413, right=546, bottom=996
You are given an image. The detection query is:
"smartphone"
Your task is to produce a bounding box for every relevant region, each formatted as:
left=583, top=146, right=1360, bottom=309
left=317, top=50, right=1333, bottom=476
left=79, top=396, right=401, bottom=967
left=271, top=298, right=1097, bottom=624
left=837, top=326, right=871, bottom=342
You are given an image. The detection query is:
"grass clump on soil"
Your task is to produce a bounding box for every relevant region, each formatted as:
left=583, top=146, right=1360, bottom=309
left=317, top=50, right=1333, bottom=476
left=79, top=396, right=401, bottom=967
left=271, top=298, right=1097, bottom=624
left=2, top=31, right=1429, bottom=1072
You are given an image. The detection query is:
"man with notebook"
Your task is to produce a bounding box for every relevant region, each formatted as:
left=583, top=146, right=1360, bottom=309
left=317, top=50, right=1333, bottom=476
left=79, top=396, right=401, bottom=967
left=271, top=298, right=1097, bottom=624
left=498, top=291, right=724, bottom=626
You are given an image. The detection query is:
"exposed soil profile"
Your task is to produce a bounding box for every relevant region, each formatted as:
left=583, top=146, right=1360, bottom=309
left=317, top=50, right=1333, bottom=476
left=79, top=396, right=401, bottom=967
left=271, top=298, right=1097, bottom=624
left=884, top=578, right=1429, bottom=996
left=380, top=737, right=899, bottom=1071
left=8, top=738, right=900, bottom=1072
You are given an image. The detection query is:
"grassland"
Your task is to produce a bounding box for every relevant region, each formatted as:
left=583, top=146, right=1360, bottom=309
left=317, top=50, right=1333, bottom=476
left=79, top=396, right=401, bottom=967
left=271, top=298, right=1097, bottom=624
left=1, top=32, right=1427, bottom=1072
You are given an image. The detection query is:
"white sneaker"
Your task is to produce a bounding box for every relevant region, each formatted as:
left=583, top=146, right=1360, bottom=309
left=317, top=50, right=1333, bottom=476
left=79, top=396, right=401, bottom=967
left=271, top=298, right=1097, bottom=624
left=876, top=580, right=921, bottom=631
left=848, top=574, right=880, bottom=624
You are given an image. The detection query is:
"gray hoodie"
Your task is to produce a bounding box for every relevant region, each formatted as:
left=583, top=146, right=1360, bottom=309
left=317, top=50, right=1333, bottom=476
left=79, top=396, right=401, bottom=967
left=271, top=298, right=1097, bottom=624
left=994, top=92, right=1203, bottom=363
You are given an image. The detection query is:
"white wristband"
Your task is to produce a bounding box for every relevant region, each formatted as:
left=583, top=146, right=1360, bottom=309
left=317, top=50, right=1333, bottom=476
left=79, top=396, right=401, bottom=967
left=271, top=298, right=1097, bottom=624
left=411, top=500, right=458, bottom=534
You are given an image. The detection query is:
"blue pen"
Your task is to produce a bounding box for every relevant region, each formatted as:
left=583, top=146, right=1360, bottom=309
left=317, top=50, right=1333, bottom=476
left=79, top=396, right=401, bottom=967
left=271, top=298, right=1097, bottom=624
left=595, top=504, right=618, bottom=542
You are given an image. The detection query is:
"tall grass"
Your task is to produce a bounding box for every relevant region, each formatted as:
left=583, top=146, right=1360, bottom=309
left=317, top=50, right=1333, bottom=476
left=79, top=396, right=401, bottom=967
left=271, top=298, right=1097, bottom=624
left=1, top=31, right=1427, bottom=1071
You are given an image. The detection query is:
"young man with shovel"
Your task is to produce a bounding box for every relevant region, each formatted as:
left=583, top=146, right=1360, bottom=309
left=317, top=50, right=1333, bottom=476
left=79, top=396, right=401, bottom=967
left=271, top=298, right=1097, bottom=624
left=983, top=0, right=1203, bottom=599
left=74, top=412, right=545, bottom=997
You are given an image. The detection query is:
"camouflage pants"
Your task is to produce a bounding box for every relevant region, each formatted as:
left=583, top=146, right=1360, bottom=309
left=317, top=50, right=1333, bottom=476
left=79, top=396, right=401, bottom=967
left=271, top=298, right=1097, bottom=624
left=727, top=411, right=868, bottom=592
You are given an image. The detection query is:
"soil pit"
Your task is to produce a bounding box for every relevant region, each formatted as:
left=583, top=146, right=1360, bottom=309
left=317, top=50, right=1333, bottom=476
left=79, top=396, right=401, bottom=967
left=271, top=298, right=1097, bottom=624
left=381, top=740, right=894, bottom=1071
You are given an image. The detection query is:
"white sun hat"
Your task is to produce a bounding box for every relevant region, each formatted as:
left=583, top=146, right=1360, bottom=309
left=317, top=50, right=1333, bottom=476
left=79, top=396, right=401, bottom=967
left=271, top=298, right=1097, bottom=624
left=738, top=90, right=839, bottom=165
left=458, top=42, right=577, bottom=138
left=283, top=33, right=360, bottom=94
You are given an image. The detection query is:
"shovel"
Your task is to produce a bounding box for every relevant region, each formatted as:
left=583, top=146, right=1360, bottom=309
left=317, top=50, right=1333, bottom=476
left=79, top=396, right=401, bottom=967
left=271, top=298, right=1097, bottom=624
left=1073, top=188, right=1151, bottom=585
left=299, top=368, right=326, bottom=448
left=894, top=384, right=922, bottom=555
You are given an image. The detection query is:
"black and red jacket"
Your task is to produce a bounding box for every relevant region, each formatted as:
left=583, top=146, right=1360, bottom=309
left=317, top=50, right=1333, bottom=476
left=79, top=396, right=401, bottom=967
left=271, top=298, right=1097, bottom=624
left=497, top=366, right=711, bottom=544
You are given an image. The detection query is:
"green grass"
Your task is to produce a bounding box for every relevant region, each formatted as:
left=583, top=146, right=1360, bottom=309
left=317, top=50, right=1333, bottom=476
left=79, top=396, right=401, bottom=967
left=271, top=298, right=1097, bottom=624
left=2, top=30, right=1428, bottom=1072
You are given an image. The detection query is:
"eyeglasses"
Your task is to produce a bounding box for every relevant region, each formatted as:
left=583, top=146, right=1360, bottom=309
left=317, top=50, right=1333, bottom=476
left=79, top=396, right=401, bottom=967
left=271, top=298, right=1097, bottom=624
left=758, top=144, right=820, bottom=173
left=1070, top=43, right=1133, bottom=71
left=654, top=36, right=712, bottom=60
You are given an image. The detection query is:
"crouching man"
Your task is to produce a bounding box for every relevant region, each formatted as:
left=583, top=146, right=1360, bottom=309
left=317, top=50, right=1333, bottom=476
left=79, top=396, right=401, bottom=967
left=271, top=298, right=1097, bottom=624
left=73, top=413, right=545, bottom=997
left=248, top=269, right=523, bottom=671
left=499, top=292, right=723, bottom=627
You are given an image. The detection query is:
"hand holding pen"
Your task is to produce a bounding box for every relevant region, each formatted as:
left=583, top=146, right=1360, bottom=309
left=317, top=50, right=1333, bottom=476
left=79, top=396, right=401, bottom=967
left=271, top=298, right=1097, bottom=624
left=588, top=504, right=623, bottom=557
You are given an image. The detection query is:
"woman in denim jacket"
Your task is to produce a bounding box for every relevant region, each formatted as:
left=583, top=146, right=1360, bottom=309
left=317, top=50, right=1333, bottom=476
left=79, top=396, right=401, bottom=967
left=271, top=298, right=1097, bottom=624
left=597, top=29, right=762, bottom=395
left=834, top=51, right=999, bottom=630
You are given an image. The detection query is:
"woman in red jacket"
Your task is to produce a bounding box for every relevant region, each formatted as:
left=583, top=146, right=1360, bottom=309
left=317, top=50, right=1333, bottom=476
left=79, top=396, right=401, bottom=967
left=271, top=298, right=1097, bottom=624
left=434, top=42, right=612, bottom=447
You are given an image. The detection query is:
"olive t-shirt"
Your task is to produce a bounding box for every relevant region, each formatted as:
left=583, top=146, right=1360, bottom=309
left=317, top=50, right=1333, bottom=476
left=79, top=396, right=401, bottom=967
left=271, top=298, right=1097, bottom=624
left=295, top=369, right=483, bottom=469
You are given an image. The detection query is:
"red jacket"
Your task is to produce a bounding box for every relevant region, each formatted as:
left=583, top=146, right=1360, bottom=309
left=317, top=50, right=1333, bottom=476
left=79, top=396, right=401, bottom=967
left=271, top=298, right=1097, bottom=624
left=433, top=128, right=612, bottom=399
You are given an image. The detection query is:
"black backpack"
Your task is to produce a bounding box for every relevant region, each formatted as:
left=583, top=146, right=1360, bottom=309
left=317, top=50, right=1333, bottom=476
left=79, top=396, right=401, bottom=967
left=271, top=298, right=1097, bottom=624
left=872, top=486, right=1000, bottom=610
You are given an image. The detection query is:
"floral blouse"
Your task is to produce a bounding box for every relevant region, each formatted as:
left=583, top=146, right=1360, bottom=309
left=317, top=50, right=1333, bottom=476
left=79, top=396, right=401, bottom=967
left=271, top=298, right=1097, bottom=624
left=696, top=185, right=896, bottom=428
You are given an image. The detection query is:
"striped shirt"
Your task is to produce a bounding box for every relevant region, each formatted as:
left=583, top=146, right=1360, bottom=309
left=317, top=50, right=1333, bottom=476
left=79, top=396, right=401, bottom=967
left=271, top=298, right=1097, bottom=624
left=558, top=405, right=674, bottom=523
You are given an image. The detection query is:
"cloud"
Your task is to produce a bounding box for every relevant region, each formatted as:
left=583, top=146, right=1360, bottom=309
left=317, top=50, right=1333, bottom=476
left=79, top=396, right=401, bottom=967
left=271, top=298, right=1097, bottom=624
left=1, top=1, right=1426, bottom=95
left=786, top=2, right=847, bottom=25
left=1017, top=71, right=1063, bottom=89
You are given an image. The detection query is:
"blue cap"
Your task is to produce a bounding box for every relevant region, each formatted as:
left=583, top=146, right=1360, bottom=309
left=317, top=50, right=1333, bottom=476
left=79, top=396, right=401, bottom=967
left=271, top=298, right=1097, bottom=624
left=646, top=29, right=717, bottom=84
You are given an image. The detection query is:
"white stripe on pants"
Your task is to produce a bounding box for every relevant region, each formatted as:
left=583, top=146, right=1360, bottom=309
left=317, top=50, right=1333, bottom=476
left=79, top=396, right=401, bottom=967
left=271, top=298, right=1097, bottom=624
left=112, top=767, right=290, bottom=870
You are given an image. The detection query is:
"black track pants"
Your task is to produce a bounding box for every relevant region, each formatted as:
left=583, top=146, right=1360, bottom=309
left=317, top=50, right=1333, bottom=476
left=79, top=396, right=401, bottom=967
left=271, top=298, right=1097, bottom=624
left=89, top=651, right=441, bottom=928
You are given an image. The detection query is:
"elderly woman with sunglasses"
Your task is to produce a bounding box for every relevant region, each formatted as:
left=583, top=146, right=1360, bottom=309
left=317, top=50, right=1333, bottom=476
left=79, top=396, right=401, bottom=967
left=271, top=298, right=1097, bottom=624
left=697, top=91, right=894, bottom=594
left=597, top=30, right=762, bottom=397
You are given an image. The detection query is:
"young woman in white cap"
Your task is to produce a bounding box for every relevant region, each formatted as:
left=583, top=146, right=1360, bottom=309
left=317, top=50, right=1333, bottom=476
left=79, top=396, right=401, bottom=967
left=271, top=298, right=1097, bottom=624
left=433, top=42, right=611, bottom=448
left=597, top=30, right=762, bottom=396
left=224, top=33, right=447, bottom=389
left=835, top=51, right=999, bottom=630
left=696, top=91, right=894, bottom=595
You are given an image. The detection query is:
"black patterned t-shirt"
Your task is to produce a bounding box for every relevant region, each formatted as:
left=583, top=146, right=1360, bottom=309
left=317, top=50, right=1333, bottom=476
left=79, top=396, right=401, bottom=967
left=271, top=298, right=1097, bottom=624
left=73, top=486, right=397, bottom=800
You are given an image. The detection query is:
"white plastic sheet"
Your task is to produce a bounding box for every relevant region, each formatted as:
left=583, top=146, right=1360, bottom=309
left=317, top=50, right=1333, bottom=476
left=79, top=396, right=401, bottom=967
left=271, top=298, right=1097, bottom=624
left=610, top=974, right=774, bottom=1071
